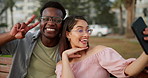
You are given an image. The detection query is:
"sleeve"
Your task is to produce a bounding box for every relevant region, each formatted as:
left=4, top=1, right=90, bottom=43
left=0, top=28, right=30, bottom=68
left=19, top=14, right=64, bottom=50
left=55, top=64, right=62, bottom=78
left=0, top=40, right=18, bottom=55
left=96, top=48, right=136, bottom=78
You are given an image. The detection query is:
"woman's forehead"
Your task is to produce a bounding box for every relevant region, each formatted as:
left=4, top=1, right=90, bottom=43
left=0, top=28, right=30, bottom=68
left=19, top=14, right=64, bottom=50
left=73, top=20, right=88, bottom=28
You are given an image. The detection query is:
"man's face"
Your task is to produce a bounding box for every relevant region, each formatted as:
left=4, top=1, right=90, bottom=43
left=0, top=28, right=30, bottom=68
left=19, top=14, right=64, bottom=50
left=40, top=8, right=63, bottom=39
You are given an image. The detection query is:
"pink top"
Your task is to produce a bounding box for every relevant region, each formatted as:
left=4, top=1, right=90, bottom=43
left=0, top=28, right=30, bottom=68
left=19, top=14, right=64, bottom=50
left=55, top=47, right=136, bottom=78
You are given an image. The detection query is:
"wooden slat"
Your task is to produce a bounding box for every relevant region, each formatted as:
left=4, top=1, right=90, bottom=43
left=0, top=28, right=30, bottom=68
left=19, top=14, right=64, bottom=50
left=0, top=72, right=8, bottom=78
left=0, top=65, right=11, bottom=73
left=0, top=57, right=12, bottom=78
left=0, top=57, right=12, bottom=65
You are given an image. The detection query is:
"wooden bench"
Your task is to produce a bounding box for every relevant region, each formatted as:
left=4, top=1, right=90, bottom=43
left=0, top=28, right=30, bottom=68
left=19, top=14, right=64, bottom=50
left=0, top=57, right=147, bottom=78
left=0, top=57, right=12, bottom=78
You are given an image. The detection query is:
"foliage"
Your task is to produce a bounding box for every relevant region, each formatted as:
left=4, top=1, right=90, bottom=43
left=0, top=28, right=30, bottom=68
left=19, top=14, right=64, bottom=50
left=92, top=0, right=116, bottom=27
left=36, top=0, right=116, bottom=27
left=0, top=23, right=8, bottom=27
left=0, top=0, right=16, bottom=26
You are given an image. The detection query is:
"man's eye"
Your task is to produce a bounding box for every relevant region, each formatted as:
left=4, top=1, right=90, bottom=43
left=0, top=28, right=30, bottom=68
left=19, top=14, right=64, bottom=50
left=43, top=18, right=48, bottom=21
left=53, top=18, right=62, bottom=23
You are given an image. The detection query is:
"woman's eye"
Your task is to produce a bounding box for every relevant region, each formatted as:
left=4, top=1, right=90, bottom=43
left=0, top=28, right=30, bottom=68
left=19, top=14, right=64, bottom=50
left=78, top=29, right=83, bottom=33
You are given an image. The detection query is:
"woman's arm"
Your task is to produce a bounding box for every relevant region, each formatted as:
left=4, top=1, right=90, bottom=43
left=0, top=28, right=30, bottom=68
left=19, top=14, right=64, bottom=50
left=61, top=52, right=75, bottom=78
left=125, top=52, right=148, bottom=76
left=61, top=47, right=88, bottom=78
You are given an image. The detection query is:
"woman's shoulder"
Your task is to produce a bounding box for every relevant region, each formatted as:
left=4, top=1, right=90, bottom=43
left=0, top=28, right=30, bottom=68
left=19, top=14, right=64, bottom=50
left=88, top=45, right=112, bottom=55
left=89, top=45, right=109, bottom=54
left=94, top=45, right=108, bottom=49
left=57, top=60, right=62, bottom=65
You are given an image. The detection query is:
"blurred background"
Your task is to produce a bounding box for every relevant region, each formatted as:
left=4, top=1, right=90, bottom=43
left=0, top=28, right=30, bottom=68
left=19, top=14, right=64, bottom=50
left=0, top=0, right=147, bottom=58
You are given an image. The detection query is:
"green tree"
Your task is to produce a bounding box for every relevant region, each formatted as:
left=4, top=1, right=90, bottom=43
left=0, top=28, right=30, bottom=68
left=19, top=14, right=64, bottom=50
left=124, top=0, right=136, bottom=38
left=92, top=0, right=116, bottom=27
left=0, top=0, right=16, bottom=27
left=37, top=0, right=116, bottom=27
left=112, top=0, right=124, bottom=35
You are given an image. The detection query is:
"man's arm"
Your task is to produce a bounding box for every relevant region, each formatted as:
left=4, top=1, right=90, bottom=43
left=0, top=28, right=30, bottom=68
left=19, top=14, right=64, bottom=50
left=0, top=32, right=16, bottom=46
left=0, top=15, right=39, bottom=46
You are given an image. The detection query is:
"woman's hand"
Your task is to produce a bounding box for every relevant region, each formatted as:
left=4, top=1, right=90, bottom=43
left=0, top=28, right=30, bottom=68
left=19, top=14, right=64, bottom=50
left=9, top=15, right=40, bottom=39
left=61, top=47, right=88, bottom=78
left=62, top=47, right=88, bottom=59
left=143, top=28, right=148, bottom=40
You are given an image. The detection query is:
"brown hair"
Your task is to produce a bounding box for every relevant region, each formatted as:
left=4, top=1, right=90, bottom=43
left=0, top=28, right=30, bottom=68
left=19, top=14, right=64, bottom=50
left=59, top=16, right=88, bottom=56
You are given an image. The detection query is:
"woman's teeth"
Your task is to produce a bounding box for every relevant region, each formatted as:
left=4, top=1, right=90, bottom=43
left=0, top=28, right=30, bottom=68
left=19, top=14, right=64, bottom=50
left=81, top=39, right=88, bottom=43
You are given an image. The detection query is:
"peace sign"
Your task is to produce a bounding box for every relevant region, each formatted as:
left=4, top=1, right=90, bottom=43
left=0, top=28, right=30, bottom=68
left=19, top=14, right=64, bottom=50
left=10, top=15, right=40, bottom=39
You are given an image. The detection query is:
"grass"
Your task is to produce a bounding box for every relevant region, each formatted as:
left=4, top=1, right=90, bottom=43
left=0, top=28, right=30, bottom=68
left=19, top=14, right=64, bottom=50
left=89, top=36, right=143, bottom=59
left=0, top=55, right=12, bottom=57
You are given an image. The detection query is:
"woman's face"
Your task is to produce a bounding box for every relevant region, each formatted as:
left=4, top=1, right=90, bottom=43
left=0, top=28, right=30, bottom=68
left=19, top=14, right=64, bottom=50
left=66, top=19, right=91, bottom=48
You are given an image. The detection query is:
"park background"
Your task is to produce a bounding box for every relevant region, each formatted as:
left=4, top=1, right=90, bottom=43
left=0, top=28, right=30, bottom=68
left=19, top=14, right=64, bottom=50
left=0, top=0, right=147, bottom=58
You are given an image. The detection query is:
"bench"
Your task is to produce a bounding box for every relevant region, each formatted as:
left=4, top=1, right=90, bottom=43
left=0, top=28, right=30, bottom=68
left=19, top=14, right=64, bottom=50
left=0, top=57, right=12, bottom=78
left=0, top=57, right=147, bottom=78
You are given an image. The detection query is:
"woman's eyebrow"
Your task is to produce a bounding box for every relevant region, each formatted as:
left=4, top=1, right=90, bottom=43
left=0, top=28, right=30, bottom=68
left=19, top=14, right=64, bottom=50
left=75, top=26, right=89, bottom=28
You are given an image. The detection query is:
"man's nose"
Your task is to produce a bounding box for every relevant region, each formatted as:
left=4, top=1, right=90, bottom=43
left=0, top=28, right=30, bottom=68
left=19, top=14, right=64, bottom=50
left=47, top=18, right=55, bottom=25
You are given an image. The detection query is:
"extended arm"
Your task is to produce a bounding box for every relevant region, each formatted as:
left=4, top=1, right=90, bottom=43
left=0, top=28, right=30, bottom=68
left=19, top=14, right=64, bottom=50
left=125, top=52, right=148, bottom=76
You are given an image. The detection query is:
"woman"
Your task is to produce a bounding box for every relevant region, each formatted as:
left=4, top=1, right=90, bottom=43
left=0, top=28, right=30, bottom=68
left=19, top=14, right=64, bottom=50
left=56, top=16, right=148, bottom=78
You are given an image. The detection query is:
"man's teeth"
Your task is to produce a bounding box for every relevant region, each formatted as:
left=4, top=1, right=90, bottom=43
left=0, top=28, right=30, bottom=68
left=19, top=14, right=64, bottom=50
left=46, top=28, right=55, bottom=31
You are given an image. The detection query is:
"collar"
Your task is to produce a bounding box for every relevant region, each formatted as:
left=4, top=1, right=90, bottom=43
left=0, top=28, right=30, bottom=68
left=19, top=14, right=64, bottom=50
left=31, top=30, right=41, bottom=42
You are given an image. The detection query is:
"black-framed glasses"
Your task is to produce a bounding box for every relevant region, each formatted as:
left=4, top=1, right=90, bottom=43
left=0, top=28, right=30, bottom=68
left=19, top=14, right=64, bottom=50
left=40, top=16, right=63, bottom=24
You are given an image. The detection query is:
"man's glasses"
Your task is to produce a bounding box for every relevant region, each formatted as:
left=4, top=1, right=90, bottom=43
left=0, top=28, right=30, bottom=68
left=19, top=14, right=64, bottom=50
left=71, top=29, right=93, bottom=35
left=40, top=16, right=63, bottom=24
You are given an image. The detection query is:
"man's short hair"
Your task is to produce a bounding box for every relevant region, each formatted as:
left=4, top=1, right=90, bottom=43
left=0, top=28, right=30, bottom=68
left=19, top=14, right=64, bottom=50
left=40, top=1, right=66, bottom=19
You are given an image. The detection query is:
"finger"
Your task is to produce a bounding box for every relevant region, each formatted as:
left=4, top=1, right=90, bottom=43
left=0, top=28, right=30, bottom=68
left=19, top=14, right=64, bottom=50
left=27, top=22, right=40, bottom=31
left=16, top=23, right=21, bottom=31
left=144, top=37, right=148, bottom=40
left=25, top=15, right=36, bottom=25
left=67, top=47, right=88, bottom=55
left=18, top=22, right=26, bottom=31
left=71, top=47, right=88, bottom=52
left=143, top=31, right=148, bottom=35
left=145, top=27, right=148, bottom=31
left=69, top=55, right=81, bottom=58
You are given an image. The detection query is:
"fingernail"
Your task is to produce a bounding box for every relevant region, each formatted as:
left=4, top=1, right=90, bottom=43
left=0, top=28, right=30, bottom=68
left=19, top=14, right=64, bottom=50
left=144, top=37, right=147, bottom=40
left=143, top=31, right=146, bottom=34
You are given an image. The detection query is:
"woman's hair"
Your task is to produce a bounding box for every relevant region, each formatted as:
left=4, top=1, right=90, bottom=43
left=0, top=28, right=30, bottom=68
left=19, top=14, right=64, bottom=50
left=40, top=1, right=66, bottom=19
left=59, top=16, right=88, bottom=56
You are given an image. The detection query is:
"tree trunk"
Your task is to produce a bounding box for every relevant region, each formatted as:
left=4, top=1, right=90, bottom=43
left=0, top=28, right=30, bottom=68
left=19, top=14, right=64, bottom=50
left=119, top=5, right=124, bottom=35
left=10, top=8, right=14, bottom=28
left=125, top=0, right=136, bottom=38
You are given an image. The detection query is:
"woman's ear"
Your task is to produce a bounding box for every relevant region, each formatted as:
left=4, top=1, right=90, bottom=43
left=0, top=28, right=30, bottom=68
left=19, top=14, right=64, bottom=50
left=66, top=31, right=70, bottom=39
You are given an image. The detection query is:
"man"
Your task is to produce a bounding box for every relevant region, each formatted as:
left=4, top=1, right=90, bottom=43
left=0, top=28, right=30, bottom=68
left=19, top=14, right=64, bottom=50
left=0, top=1, right=66, bottom=78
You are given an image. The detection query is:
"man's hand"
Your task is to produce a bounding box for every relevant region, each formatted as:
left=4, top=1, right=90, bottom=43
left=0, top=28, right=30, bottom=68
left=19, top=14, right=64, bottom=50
left=143, top=28, right=148, bottom=40
left=9, top=15, right=40, bottom=39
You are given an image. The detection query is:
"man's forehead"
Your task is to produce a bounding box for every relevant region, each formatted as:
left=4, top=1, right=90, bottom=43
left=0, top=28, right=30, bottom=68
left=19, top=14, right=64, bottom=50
left=42, top=8, right=63, bottom=17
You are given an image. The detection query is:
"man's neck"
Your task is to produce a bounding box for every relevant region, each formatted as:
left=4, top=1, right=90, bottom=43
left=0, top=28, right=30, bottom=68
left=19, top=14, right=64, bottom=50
left=40, top=36, right=59, bottom=47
